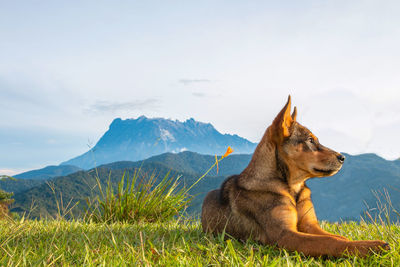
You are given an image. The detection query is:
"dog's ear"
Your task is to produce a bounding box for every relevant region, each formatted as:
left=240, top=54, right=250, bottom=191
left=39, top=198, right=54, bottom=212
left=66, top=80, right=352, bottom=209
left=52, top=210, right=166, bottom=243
left=292, top=106, right=297, bottom=121
left=272, top=95, right=294, bottom=138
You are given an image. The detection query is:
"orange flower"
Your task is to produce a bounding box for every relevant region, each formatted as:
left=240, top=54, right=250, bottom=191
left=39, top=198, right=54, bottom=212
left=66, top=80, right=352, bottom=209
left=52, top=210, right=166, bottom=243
left=221, top=146, right=234, bottom=159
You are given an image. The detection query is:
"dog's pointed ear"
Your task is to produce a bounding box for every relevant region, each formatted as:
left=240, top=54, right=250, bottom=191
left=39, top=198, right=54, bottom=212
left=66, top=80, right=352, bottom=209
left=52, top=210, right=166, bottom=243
left=272, top=95, right=294, bottom=138
left=291, top=106, right=297, bottom=121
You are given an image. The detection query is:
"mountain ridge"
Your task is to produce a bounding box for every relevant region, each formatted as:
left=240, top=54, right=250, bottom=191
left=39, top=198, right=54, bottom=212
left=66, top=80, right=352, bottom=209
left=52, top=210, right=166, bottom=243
left=5, top=151, right=400, bottom=222
left=14, top=165, right=82, bottom=180
left=61, top=116, right=257, bottom=169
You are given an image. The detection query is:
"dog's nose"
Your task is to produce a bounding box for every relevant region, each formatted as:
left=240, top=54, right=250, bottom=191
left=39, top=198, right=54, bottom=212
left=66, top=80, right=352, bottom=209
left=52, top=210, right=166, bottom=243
left=337, top=154, right=345, bottom=164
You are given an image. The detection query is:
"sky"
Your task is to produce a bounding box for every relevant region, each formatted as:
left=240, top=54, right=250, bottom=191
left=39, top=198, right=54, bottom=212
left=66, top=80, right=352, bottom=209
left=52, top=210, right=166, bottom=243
left=1, top=1, right=400, bottom=175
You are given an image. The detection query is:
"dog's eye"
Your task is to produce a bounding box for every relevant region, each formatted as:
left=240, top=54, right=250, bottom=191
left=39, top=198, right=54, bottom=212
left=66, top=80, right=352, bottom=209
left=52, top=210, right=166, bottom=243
left=308, top=137, right=315, bottom=144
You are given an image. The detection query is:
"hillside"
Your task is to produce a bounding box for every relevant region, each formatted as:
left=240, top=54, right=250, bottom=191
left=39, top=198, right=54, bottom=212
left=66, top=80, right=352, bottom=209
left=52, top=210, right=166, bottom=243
left=14, top=165, right=82, bottom=180
left=308, top=153, right=400, bottom=221
left=60, top=116, right=257, bottom=169
left=9, top=160, right=226, bottom=219
left=4, top=151, right=248, bottom=217
left=103, top=151, right=252, bottom=176
left=10, top=164, right=178, bottom=218
left=0, top=178, right=44, bottom=194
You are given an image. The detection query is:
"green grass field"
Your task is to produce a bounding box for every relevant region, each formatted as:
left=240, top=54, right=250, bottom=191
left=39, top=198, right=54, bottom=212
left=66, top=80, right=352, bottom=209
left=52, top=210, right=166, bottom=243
left=1, top=217, right=399, bottom=266
left=1, top=162, right=399, bottom=266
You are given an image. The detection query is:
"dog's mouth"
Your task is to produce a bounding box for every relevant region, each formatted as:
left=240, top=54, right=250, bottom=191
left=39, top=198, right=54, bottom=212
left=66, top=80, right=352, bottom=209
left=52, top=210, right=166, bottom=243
left=313, top=168, right=335, bottom=175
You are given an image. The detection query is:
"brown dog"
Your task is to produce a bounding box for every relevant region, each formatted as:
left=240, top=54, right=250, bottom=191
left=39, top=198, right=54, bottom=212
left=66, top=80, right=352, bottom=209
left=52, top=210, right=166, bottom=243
left=201, top=96, right=389, bottom=257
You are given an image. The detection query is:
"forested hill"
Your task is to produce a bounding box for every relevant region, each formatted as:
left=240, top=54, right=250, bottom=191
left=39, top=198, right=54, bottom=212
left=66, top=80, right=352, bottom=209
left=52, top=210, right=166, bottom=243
left=3, top=151, right=400, bottom=222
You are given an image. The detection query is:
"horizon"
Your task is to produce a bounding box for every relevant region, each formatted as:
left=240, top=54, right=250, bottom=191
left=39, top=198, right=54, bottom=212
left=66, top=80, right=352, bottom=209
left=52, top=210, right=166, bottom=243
left=6, top=115, right=400, bottom=176
left=2, top=1, right=400, bottom=174
left=10, top=144, right=398, bottom=177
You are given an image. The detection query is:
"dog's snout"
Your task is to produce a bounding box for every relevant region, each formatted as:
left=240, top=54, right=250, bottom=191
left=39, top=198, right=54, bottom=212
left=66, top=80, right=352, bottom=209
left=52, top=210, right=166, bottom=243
left=337, top=154, right=345, bottom=164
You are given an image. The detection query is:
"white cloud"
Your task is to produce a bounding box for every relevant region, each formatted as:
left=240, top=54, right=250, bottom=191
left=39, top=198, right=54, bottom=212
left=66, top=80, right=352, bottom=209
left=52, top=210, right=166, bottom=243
left=86, top=99, right=159, bottom=114
left=0, top=168, right=26, bottom=176
left=179, top=79, right=212, bottom=85
left=192, top=92, right=206, bottom=97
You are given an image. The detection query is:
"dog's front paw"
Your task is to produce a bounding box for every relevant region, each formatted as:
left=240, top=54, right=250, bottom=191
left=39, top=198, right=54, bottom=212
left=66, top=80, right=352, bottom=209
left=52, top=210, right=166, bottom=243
left=346, top=240, right=390, bottom=257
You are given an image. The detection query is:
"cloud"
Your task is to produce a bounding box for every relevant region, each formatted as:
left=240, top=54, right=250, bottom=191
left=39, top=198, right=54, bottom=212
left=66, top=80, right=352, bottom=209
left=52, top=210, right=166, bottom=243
left=46, top=139, right=57, bottom=145
left=0, top=168, right=26, bottom=176
left=87, top=99, right=159, bottom=113
left=179, top=79, right=212, bottom=85
left=0, top=76, right=54, bottom=108
left=192, top=92, right=206, bottom=97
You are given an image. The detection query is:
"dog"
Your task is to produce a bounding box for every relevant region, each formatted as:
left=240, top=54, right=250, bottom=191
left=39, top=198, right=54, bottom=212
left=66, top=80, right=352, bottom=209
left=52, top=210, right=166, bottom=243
left=201, top=96, right=389, bottom=257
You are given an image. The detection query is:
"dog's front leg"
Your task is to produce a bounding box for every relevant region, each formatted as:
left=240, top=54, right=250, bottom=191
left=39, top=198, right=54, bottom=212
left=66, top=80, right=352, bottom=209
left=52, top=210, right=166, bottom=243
left=297, top=198, right=348, bottom=240
left=299, top=221, right=349, bottom=241
left=267, top=205, right=388, bottom=257
left=276, top=229, right=388, bottom=257
left=296, top=187, right=348, bottom=240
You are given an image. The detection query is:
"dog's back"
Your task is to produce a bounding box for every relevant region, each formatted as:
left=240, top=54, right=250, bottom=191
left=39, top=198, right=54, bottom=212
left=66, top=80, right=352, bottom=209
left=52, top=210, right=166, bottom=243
left=201, top=189, right=226, bottom=234
left=201, top=175, right=257, bottom=241
left=201, top=174, right=234, bottom=232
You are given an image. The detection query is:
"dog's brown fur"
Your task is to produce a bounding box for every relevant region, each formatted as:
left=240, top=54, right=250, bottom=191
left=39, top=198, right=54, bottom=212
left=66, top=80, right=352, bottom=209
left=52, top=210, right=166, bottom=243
left=201, top=96, right=389, bottom=257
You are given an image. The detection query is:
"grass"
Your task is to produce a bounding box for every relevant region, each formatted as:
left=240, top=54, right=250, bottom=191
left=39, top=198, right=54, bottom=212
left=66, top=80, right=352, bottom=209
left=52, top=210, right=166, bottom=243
left=81, top=146, right=233, bottom=224
left=83, top=170, right=191, bottom=223
left=0, top=217, right=398, bottom=266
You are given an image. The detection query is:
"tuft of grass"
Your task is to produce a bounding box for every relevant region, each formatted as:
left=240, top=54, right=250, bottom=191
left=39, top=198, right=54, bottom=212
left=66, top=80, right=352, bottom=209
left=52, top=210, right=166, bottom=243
left=82, top=146, right=233, bottom=224
left=84, top=169, right=191, bottom=223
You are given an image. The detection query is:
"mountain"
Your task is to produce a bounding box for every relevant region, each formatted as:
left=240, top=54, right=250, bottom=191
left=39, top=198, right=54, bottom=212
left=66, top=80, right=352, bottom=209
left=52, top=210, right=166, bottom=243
left=61, top=116, right=257, bottom=169
left=14, top=165, right=82, bottom=180
left=6, top=151, right=400, bottom=222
